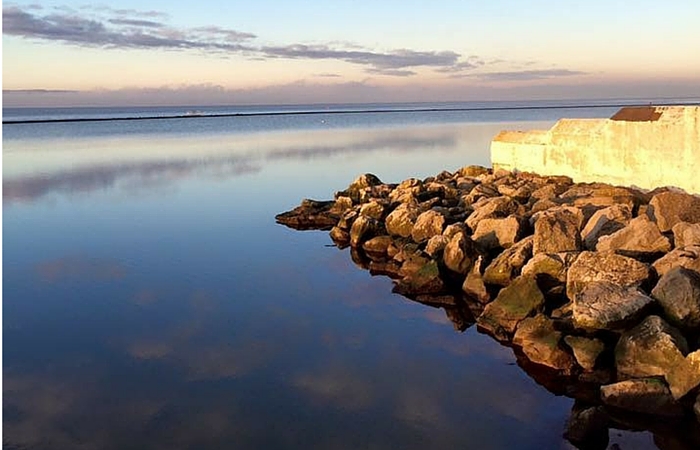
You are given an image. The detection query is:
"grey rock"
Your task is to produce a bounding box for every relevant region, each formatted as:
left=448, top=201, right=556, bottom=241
left=566, top=251, right=650, bottom=301
left=600, top=378, right=685, bottom=417
left=648, top=190, right=700, bottom=233
left=482, top=236, right=534, bottom=286
left=596, top=215, right=671, bottom=258
left=615, top=315, right=689, bottom=380
left=573, top=281, right=654, bottom=330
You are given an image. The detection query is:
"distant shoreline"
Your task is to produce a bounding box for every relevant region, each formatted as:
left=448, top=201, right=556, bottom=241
left=5, top=100, right=700, bottom=125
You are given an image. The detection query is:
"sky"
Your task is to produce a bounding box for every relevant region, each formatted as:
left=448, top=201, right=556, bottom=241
left=3, top=0, right=700, bottom=107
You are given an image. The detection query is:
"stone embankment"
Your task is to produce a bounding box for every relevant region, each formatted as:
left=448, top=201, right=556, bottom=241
left=276, top=166, right=700, bottom=449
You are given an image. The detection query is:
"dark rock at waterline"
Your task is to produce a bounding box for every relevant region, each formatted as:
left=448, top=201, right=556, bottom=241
left=476, top=275, right=544, bottom=341
left=600, top=378, right=685, bottom=417
left=564, top=404, right=610, bottom=450
left=512, top=314, right=576, bottom=373
left=482, top=236, right=533, bottom=286
left=275, top=199, right=338, bottom=230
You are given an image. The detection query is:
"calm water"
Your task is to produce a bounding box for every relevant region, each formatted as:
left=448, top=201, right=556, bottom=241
left=3, top=102, right=666, bottom=449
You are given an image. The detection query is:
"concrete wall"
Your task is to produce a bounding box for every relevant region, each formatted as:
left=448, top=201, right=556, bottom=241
left=491, top=106, right=700, bottom=193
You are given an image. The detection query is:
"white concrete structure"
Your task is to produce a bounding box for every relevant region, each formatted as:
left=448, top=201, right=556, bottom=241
left=491, top=106, right=700, bottom=193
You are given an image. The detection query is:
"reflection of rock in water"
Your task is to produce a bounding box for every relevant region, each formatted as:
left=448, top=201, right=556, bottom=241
left=277, top=166, right=700, bottom=449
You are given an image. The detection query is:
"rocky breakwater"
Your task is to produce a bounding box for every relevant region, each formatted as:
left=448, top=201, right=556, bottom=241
left=277, top=166, right=700, bottom=449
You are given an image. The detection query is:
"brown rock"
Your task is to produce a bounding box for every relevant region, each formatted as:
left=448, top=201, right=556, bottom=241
left=564, top=335, right=606, bottom=371
left=566, top=251, right=650, bottom=300
left=329, top=226, right=350, bottom=246
left=672, top=222, right=700, bottom=248
left=482, top=236, right=534, bottom=286
left=533, top=206, right=584, bottom=254
left=573, top=281, right=655, bottom=330
left=394, top=259, right=445, bottom=296
left=596, top=215, right=671, bottom=258
left=275, top=199, right=338, bottom=230
left=472, top=215, right=524, bottom=251
left=521, top=252, right=579, bottom=291
left=411, top=210, right=446, bottom=243
left=653, top=245, right=700, bottom=277
left=651, top=266, right=700, bottom=331
left=512, top=314, right=576, bottom=373
left=476, top=275, right=544, bottom=341
left=615, top=315, right=689, bottom=380
left=580, top=204, right=632, bottom=250
left=359, top=200, right=386, bottom=220
left=600, top=378, right=685, bottom=417
left=649, top=190, right=700, bottom=233
left=666, top=350, right=700, bottom=400
left=442, top=232, right=477, bottom=275
left=385, top=203, right=419, bottom=238
left=350, top=215, right=377, bottom=247
left=465, top=196, right=520, bottom=231
left=424, top=235, right=449, bottom=258
left=362, top=235, right=393, bottom=257
left=462, top=256, right=490, bottom=304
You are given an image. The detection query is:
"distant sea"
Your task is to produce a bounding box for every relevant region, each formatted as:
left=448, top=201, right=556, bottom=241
left=4, top=98, right=697, bottom=450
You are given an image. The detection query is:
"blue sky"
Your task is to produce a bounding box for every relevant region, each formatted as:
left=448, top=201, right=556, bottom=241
left=3, top=1, right=700, bottom=106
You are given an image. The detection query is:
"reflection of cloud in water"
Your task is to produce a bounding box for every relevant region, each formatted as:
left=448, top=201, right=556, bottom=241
left=35, top=255, right=127, bottom=282
left=292, top=364, right=375, bottom=411
left=3, top=124, right=474, bottom=204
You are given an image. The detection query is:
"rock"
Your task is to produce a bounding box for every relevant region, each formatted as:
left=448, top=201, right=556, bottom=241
left=336, top=208, right=358, bottom=231
left=476, top=275, right=544, bottom=341
left=653, top=245, right=700, bottom=277
left=442, top=232, right=477, bottom=275
left=462, top=256, right=491, bottom=304
left=695, top=395, right=700, bottom=423
left=362, top=235, right=393, bottom=257
left=615, top=315, right=689, bottom=380
left=564, top=404, right=609, bottom=450
left=275, top=199, right=338, bottom=230
left=482, top=236, right=534, bottom=286
left=672, top=222, right=700, bottom=248
left=329, top=226, right=350, bottom=246
left=457, top=165, right=490, bottom=178
left=580, top=204, right=632, bottom=250
left=385, top=203, right=419, bottom=238
left=521, top=252, right=578, bottom=292
left=425, top=235, right=449, bottom=258
left=411, top=210, right=445, bottom=243
left=465, top=196, right=520, bottom=231
left=564, top=336, right=606, bottom=371
left=331, top=196, right=354, bottom=214
left=600, top=378, right=685, bottom=417
left=573, top=281, right=655, bottom=330
left=651, top=266, right=700, bottom=331
left=533, top=206, right=584, bottom=254
left=648, top=190, right=700, bottom=233
left=359, top=200, right=386, bottom=220
left=596, top=215, right=671, bottom=259
left=566, top=251, right=650, bottom=301
left=498, top=181, right=534, bottom=203
left=512, top=314, right=576, bottom=373
left=666, top=350, right=700, bottom=400
left=389, top=178, right=423, bottom=204
left=368, top=260, right=402, bottom=278
left=349, top=215, right=377, bottom=247
left=472, top=215, right=524, bottom=251
left=394, top=259, right=445, bottom=296
left=559, top=183, right=647, bottom=210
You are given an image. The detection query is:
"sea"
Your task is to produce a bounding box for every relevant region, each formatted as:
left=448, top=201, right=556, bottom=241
left=4, top=98, right=698, bottom=450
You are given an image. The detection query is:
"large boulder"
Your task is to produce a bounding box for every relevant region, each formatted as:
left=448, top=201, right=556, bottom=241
left=666, top=350, right=700, bottom=400
left=648, top=190, right=700, bottom=233
left=275, top=199, right=339, bottom=230
left=472, top=215, right=524, bottom=251
left=573, top=281, right=655, bottom=330
left=615, top=315, right=689, bottom=380
left=651, top=266, right=700, bottom=331
left=394, top=258, right=445, bottom=296
left=532, top=206, right=584, bottom=254
left=388, top=178, right=423, bottom=204
left=465, top=196, right=520, bottom=231
left=362, top=235, right=393, bottom=258
left=442, top=232, right=477, bottom=275
left=349, top=215, right=378, bottom=247
left=359, top=200, right=386, bottom=220
left=512, top=314, right=576, bottom=373
left=342, top=173, right=384, bottom=203
left=653, top=245, right=700, bottom=277
left=600, top=378, right=685, bottom=417
left=595, top=215, right=671, bottom=259
left=521, top=252, right=578, bottom=293
left=564, top=335, right=606, bottom=371
left=385, top=203, right=419, bottom=238
left=411, top=210, right=445, bottom=243
left=566, top=251, right=650, bottom=300
left=476, top=275, right=544, bottom=341
left=580, top=204, right=632, bottom=250
left=672, top=222, right=700, bottom=248
left=482, top=236, right=534, bottom=286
